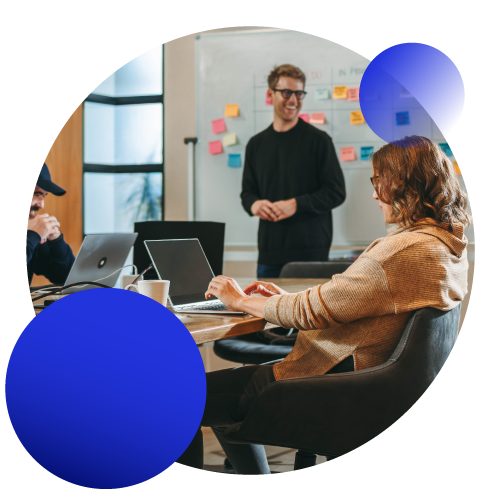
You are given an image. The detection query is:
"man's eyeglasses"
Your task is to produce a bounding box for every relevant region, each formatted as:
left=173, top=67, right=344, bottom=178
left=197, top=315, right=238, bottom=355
left=272, top=89, right=307, bottom=100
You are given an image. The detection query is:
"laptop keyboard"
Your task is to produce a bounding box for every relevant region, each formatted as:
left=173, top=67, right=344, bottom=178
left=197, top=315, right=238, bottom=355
left=192, top=303, right=229, bottom=311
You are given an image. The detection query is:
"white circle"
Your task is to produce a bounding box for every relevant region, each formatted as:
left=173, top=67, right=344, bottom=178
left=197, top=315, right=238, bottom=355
left=21, top=10, right=87, bottom=76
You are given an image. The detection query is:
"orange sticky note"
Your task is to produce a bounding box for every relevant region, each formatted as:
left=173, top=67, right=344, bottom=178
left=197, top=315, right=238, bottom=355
left=333, top=86, right=348, bottom=99
left=211, top=118, right=226, bottom=134
left=347, top=87, right=359, bottom=101
left=298, top=113, right=310, bottom=123
left=209, top=140, right=223, bottom=155
left=350, top=110, right=365, bottom=125
left=453, top=161, right=461, bottom=174
left=225, top=104, right=239, bottom=117
left=341, top=147, right=356, bottom=161
left=310, top=112, right=325, bottom=124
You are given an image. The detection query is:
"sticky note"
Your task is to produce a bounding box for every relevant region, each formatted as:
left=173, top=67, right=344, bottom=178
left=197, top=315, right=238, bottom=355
left=225, top=104, right=239, bottom=117
left=341, top=147, right=356, bottom=162
left=211, top=118, right=226, bottom=134
left=333, top=86, right=348, bottom=99
left=223, top=132, right=238, bottom=147
left=228, top=154, right=241, bottom=168
left=396, top=111, right=410, bottom=126
left=360, top=146, right=374, bottom=161
left=347, top=87, right=359, bottom=101
left=315, top=88, right=330, bottom=100
left=453, top=161, right=461, bottom=174
left=350, top=110, right=365, bottom=125
left=439, top=142, right=453, bottom=157
left=310, top=113, right=325, bottom=124
left=298, top=113, right=310, bottom=123
left=265, top=93, right=272, bottom=106
left=209, top=140, right=223, bottom=155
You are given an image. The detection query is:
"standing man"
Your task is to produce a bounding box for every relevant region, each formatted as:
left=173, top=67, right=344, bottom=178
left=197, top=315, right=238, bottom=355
left=241, top=64, right=346, bottom=278
left=27, top=163, right=75, bottom=285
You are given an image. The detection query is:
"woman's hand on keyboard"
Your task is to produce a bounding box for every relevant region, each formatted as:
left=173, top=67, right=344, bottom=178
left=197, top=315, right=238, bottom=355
left=205, top=275, right=248, bottom=311
left=242, top=281, right=289, bottom=298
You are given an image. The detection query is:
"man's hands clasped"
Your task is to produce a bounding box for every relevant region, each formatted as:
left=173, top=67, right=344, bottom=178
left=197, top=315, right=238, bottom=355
left=251, top=198, right=297, bottom=222
left=28, top=213, right=61, bottom=244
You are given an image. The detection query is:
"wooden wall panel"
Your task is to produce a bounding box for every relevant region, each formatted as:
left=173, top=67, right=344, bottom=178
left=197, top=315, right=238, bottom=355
left=31, top=105, right=83, bottom=286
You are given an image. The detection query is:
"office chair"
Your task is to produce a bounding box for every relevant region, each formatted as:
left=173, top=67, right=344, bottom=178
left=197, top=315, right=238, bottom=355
left=213, top=260, right=354, bottom=472
left=221, top=305, right=461, bottom=470
left=133, top=221, right=225, bottom=280
left=213, top=261, right=353, bottom=364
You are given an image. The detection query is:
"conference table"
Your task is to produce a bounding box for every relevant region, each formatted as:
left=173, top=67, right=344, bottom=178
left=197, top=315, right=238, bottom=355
left=32, top=278, right=329, bottom=345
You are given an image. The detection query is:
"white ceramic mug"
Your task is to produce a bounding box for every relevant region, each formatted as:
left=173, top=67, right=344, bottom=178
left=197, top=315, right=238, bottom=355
left=120, top=274, right=143, bottom=290
left=125, top=280, right=170, bottom=307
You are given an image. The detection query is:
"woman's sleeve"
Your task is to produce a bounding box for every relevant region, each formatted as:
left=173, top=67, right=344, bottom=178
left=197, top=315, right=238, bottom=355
left=263, top=255, right=396, bottom=330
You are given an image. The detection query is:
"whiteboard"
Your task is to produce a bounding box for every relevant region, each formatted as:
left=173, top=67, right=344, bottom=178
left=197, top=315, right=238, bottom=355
left=195, top=30, right=474, bottom=246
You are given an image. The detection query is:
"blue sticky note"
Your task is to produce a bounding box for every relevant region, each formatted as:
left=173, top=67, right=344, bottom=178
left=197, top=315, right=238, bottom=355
left=395, top=111, right=410, bottom=126
left=438, top=142, right=452, bottom=157
left=228, top=154, right=241, bottom=168
left=360, top=146, right=374, bottom=161
left=315, top=88, right=330, bottom=100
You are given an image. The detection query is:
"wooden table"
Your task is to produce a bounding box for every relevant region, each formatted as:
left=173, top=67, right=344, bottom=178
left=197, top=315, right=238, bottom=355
left=32, top=278, right=329, bottom=345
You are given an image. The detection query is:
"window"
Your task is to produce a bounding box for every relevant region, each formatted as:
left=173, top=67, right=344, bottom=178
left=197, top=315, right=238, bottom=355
left=83, top=45, right=164, bottom=235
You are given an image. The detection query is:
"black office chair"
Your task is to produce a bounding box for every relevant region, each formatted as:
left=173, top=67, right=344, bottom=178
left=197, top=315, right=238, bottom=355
left=222, top=305, right=461, bottom=470
left=213, top=260, right=354, bottom=472
left=213, top=261, right=353, bottom=364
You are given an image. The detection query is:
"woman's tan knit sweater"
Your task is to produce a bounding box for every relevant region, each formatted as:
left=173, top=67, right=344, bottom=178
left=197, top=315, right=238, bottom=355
left=264, top=221, right=468, bottom=380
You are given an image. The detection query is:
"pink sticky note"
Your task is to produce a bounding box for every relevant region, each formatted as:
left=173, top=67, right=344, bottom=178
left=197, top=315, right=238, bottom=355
left=265, top=93, right=272, bottom=106
left=298, top=113, right=310, bottom=123
left=209, top=140, right=223, bottom=155
left=212, top=118, right=226, bottom=134
left=340, top=146, right=356, bottom=162
left=310, top=112, right=325, bottom=124
left=347, top=87, right=359, bottom=101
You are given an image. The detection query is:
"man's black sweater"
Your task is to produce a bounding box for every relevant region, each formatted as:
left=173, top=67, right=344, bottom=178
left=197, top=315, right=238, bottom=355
left=241, top=118, right=346, bottom=265
left=27, top=230, right=75, bottom=285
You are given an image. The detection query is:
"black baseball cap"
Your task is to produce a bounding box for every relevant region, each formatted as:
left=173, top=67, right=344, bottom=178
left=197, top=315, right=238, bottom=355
left=37, top=163, right=66, bottom=196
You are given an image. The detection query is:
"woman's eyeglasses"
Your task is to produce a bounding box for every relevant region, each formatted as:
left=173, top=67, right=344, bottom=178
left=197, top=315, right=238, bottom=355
left=272, top=89, right=307, bottom=100
left=370, top=176, right=380, bottom=187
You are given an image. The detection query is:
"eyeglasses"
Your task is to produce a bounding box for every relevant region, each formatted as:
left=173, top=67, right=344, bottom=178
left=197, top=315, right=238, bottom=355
left=272, top=89, right=307, bottom=100
left=370, top=176, right=379, bottom=187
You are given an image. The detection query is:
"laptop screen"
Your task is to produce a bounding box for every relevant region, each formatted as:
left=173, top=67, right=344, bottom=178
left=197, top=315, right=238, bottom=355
left=144, top=239, right=216, bottom=306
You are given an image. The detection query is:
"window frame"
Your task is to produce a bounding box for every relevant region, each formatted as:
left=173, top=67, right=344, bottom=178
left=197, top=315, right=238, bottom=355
left=82, top=49, right=165, bottom=236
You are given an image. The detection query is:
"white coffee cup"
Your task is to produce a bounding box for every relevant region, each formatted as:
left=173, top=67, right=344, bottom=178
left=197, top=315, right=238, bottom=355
left=125, top=280, right=170, bottom=307
left=120, top=274, right=143, bottom=290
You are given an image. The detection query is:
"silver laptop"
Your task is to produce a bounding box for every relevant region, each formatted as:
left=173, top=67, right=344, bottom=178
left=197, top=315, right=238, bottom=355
left=61, top=233, right=138, bottom=294
left=144, top=238, right=246, bottom=315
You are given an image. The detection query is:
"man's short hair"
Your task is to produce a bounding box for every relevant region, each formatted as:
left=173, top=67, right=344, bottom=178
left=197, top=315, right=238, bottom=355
left=267, top=64, right=306, bottom=89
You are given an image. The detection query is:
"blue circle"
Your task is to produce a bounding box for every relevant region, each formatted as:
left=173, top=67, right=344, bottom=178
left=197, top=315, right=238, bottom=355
left=6, top=289, right=206, bottom=489
left=360, top=43, right=464, bottom=143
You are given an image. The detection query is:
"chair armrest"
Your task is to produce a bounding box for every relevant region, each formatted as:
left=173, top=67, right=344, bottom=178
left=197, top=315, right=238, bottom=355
left=223, top=361, right=413, bottom=456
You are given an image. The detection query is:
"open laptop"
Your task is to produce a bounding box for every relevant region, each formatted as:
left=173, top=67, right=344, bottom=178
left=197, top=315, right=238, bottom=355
left=59, top=233, right=138, bottom=294
left=144, top=238, right=246, bottom=315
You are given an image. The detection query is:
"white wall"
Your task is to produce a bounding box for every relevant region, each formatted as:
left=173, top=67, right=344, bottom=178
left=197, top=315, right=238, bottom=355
left=163, top=27, right=263, bottom=222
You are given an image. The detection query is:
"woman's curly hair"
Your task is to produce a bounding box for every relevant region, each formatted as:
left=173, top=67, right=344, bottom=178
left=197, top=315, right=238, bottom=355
left=371, top=135, right=471, bottom=229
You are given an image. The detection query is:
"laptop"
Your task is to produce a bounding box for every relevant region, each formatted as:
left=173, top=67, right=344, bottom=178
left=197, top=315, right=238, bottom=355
left=59, top=233, right=138, bottom=294
left=144, top=238, right=246, bottom=315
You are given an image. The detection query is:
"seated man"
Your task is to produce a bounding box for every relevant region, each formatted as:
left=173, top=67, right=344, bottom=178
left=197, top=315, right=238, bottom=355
left=27, top=163, right=75, bottom=286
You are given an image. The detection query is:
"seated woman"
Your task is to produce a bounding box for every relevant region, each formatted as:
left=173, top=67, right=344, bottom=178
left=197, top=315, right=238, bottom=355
left=178, top=135, right=470, bottom=474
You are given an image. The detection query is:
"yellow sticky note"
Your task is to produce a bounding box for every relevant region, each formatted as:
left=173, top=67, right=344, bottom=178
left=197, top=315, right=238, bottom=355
left=223, top=132, right=238, bottom=147
left=333, top=86, right=348, bottom=99
left=350, top=110, right=365, bottom=125
left=225, top=104, right=239, bottom=117
left=453, top=161, right=461, bottom=174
